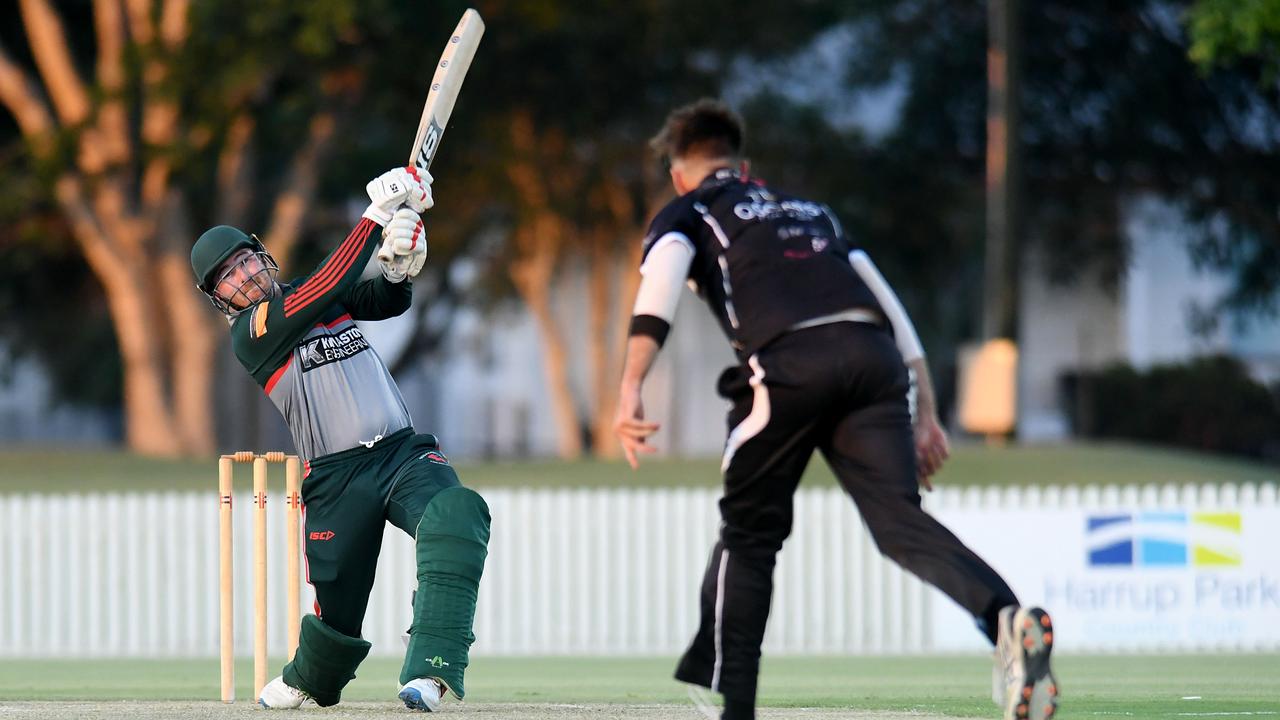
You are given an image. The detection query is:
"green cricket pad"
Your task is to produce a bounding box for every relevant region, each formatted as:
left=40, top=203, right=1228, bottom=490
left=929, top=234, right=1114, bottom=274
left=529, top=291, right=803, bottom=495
left=283, top=614, right=372, bottom=707
left=399, top=486, right=491, bottom=697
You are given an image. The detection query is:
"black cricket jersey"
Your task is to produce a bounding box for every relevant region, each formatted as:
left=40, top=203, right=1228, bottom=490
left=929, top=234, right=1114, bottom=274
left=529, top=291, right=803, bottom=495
left=640, top=168, right=886, bottom=358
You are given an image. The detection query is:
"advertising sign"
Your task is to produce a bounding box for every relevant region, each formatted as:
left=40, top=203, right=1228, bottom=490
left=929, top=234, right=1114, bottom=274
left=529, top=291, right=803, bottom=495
left=928, top=501, right=1280, bottom=652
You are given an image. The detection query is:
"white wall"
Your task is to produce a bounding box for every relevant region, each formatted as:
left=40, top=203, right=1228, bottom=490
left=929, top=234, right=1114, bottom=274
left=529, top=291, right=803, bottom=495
left=1122, top=196, right=1233, bottom=369
left=1016, top=246, right=1125, bottom=441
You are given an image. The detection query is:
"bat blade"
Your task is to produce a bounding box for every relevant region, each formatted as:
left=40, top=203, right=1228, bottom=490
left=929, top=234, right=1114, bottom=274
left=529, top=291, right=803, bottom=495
left=409, top=8, right=485, bottom=172
left=380, top=8, right=485, bottom=265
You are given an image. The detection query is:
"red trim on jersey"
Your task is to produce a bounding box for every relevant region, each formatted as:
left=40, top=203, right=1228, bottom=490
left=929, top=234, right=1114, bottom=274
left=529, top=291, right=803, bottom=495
left=285, top=226, right=362, bottom=310
left=289, top=219, right=372, bottom=308
left=283, top=221, right=371, bottom=315
left=282, top=231, right=363, bottom=316
left=263, top=355, right=293, bottom=396
left=322, top=313, right=353, bottom=329
left=283, top=220, right=375, bottom=316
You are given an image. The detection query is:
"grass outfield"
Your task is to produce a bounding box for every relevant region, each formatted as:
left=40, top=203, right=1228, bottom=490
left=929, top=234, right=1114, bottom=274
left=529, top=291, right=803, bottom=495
left=0, top=442, right=1275, bottom=493
left=0, top=655, right=1277, bottom=716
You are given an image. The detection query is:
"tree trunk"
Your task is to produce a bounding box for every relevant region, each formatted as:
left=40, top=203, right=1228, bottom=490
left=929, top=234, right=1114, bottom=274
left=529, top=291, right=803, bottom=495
left=505, top=112, right=587, bottom=459
left=103, top=267, right=181, bottom=456
left=54, top=177, right=179, bottom=456
left=587, top=241, right=618, bottom=457
left=157, top=193, right=218, bottom=455
left=587, top=174, right=646, bottom=458
left=160, top=256, right=217, bottom=455
left=586, top=240, right=642, bottom=459
left=509, top=229, right=582, bottom=459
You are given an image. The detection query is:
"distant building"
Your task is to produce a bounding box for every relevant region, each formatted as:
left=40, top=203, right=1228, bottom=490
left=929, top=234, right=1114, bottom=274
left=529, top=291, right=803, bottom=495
left=1018, top=195, right=1280, bottom=441
left=0, top=346, right=119, bottom=446
left=385, top=269, right=735, bottom=460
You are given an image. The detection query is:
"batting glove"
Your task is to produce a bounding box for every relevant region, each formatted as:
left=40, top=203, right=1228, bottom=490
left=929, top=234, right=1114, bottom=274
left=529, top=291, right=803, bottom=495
left=379, top=208, right=427, bottom=282
left=363, top=167, right=434, bottom=225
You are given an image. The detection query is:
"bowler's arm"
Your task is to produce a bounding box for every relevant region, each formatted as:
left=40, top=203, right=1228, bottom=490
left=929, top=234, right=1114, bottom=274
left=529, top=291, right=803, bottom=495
left=848, top=249, right=949, bottom=487
left=615, top=234, right=695, bottom=468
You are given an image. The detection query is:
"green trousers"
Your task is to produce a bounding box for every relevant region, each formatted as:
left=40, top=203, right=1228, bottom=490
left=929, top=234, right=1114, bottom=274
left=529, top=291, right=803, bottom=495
left=300, top=428, right=457, bottom=635
left=282, top=428, right=489, bottom=704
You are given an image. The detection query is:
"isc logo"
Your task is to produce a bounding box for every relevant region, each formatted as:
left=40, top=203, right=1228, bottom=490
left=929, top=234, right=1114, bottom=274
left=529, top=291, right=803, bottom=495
left=309, top=531, right=336, bottom=541
left=416, top=121, right=443, bottom=168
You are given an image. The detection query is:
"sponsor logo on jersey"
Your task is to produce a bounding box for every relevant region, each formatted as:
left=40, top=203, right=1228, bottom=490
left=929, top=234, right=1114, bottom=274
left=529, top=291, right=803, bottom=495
left=298, top=326, right=371, bottom=371
left=309, top=530, right=335, bottom=541
left=732, top=198, right=825, bottom=222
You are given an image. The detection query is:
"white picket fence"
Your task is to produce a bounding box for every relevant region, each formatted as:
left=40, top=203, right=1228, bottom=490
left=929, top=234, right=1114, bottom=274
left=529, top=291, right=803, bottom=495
left=0, top=484, right=1274, bottom=658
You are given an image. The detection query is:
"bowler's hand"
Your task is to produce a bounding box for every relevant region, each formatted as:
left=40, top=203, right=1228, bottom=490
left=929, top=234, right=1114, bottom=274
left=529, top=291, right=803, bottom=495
left=614, top=382, right=660, bottom=470
left=913, top=414, right=950, bottom=491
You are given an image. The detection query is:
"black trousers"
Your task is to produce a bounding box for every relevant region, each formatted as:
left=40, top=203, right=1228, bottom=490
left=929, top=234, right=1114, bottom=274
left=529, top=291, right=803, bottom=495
left=674, top=322, right=1018, bottom=702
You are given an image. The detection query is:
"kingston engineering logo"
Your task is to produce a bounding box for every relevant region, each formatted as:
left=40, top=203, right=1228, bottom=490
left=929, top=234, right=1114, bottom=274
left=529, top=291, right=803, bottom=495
left=1086, top=511, right=1242, bottom=567
left=299, top=327, right=371, bottom=371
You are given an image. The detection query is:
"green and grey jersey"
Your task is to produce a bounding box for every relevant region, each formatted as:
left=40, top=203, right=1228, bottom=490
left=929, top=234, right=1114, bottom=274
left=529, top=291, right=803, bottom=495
left=228, top=218, right=414, bottom=462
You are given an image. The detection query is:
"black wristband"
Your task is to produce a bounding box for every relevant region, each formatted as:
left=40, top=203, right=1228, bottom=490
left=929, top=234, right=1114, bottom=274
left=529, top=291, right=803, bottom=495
left=628, top=314, right=671, bottom=347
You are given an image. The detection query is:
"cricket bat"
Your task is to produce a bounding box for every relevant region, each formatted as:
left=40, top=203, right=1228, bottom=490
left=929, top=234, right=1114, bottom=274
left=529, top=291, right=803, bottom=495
left=378, top=8, right=485, bottom=264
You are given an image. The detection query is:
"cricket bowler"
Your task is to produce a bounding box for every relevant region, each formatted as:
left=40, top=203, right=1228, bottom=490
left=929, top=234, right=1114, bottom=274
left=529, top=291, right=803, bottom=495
left=614, top=100, right=1058, bottom=720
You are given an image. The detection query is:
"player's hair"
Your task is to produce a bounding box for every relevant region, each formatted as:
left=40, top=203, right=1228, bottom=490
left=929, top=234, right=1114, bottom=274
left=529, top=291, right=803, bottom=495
left=650, top=98, right=745, bottom=165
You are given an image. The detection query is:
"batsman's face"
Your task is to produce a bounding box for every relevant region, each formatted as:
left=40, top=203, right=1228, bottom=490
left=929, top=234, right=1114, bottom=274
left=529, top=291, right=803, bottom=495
left=213, top=249, right=276, bottom=310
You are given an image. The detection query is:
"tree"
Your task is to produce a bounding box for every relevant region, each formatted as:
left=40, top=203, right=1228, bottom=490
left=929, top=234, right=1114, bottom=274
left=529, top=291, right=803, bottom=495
left=440, top=1, right=851, bottom=457
left=831, top=0, right=1280, bottom=331
left=0, top=0, right=433, bottom=455
left=1188, top=0, right=1280, bottom=79
left=0, top=0, right=228, bottom=455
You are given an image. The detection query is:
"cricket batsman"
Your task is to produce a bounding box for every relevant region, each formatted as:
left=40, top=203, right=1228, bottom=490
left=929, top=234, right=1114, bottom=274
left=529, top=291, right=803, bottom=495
left=615, top=100, right=1058, bottom=720
left=190, top=166, right=490, bottom=712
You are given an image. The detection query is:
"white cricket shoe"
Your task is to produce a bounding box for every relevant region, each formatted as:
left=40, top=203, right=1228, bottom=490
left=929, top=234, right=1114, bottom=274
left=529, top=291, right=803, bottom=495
left=259, top=675, right=311, bottom=709
left=398, top=677, right=445, bottom=712
left=994, top=605, right=1059, bottom=720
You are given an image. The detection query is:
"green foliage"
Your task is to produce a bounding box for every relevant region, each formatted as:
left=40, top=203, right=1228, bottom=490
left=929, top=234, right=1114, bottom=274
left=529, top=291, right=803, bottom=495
left=1068, top=356, right=1280, bottom=462
left=6, top=0, right=1280, bottom=416
left=1187, top=0, right=1280, bottom=78
left=836, top=0, right=1280, bottom=324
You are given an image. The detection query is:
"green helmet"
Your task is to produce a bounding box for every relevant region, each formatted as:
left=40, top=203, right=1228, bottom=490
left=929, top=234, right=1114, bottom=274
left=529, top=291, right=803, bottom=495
left=191, top=225, right=279, bottom=316
left=190, top=225, right=262, bottom=291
